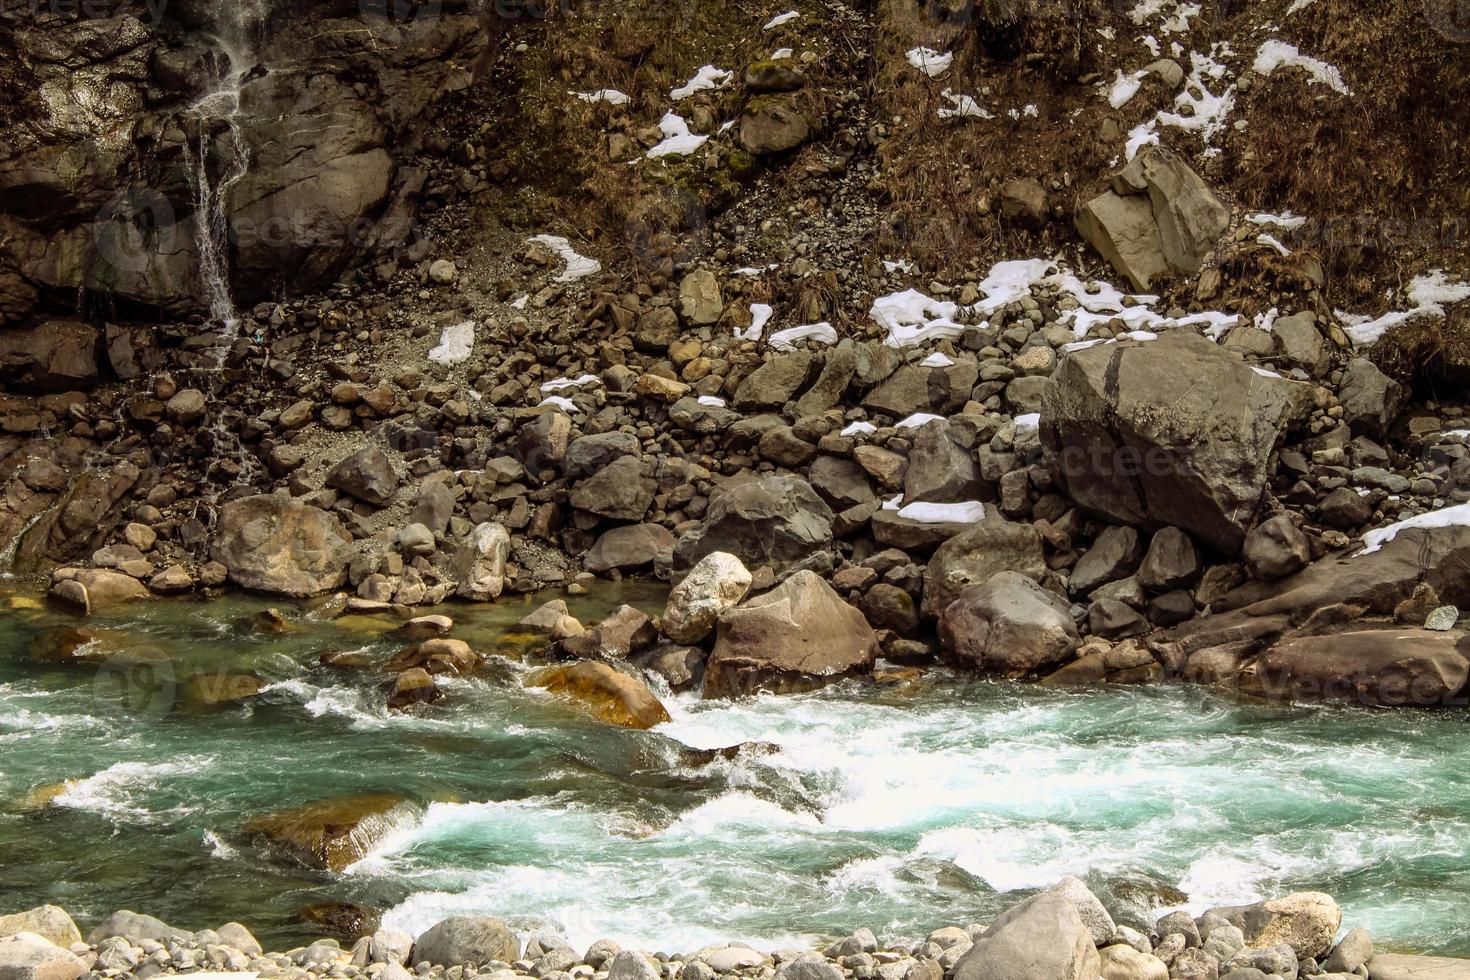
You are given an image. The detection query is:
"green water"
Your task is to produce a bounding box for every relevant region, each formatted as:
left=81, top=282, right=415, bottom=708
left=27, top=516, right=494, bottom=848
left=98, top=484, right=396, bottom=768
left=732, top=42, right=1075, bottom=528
left=2, top=588, right=1468, bottom=956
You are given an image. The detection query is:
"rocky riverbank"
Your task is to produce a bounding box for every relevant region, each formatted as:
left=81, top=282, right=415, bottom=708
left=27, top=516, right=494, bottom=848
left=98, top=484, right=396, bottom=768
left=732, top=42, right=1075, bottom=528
left=3, top=880, right=1466, bottom=980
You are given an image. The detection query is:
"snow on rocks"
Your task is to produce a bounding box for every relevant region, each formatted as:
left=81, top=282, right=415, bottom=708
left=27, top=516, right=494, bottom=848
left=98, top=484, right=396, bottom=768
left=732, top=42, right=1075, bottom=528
left=671, top=66, right=732, bottom=100
left=1253, top=39, right=1352, bottom=95
left=920, top=352, right=954, bottom=368
left=540, top=375, right=601, bottom=394
left=840, top=421, right=876, bottom=437
left=1108, top=69, right=1147, bottom=108
left=539, top=395, right=579, bottom=412
left=1126, top=45, right=1236, bottom=160
left=768, top=322, right=837, bottom=350
left=1248, top=211, right=1309, bottom=232
left=739, top=303, right=774, bottom=341
left=572, top=89, right=629, bottom=106
left=1357, top=502, right=1470, bottom=556
left=763, top=10, right=798, bottom=29
left=895, top=412, right=945, bottom=430
left=527, top=235, right=602, bottom=282
left=905, top=47, right=953, bottom=77
left=898, top=500, right=985, bottom=524
left=647, top=113, right=708, bottom=158
left=872, top=289, right=963, bottom=347
left=1336, top=270, right=1470, bottom=346
left=938, top=90, right=990, bottom=119
left=427, top=321, right=475, bottom=366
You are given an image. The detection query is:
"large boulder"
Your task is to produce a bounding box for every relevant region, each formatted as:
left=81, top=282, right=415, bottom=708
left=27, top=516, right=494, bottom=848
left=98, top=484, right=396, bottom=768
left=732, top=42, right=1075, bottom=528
left=569, top=456, right=655, bottom=522
left=922, top=516, right=1047, bottom=618
left=1041, top=332, right=1304, bottom=555
left=904, top=419, right=983, bottom=504
left=85, top=911, right=187, bottom=945
left=939, top=571, right=1081, bottom=675
left=952, top=892, right=1101, bottom=980
left=528, top=662, right=671, bottom=729
left=1366, top=954, right=1470, bottom=980
left=244, top=794, right=417, bottom=873
left=1204, top=892, right=1341, bottom=960
left=326, top=445, right=400, bottom=506
left=0, top=933, right=85, bottom=980
left=0, top=909, right=79, bottom=948
left=1249, top=628, right=1470, bottom=708
left=452, top=522, right=511, bottom=600
left=674, top=476, right=833, bottom=576
left=0, top=320, right=99, bottom=393
left=1075, top=146, right=1229, bottom=290
left=705, top=570, right=878, bottom=697
left=663, top=551, right=753, bottom=644
left=583, top=524, right=675, bottom=574
left=211, top=495, right=351, bottom=597
left=413, top=916, right=520, bottom=968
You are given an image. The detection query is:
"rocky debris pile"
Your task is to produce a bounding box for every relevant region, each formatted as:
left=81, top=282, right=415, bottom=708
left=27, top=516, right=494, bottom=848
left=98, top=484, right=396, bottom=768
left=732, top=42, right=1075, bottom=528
left=1, top=881, right=1460, bottom=980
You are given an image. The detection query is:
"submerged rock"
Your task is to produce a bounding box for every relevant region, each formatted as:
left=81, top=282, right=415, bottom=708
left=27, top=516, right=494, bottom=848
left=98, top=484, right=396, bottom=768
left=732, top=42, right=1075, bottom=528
left=244, top=794, right=418, bottom=873
left=528, top=661, right=671, bottom=729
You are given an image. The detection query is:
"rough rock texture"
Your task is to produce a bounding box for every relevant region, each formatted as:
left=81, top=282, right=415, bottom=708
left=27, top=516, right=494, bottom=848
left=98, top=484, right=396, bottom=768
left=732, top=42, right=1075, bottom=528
left=0, top=933, right=85, bottom=980
left=412, top=916, right=520, bottom=968
left=211, top=495, right=351, bottom=597
left=705, top=570, right=878, bottom=698
left=663, top=552, right=752, bottom=644
left=1075, top=147, right=1230, bottom=290
left=1041, top=333, right=1303, bottom=555
left=939, top=572, right=1081, bottom=675
left=1250, top=629, right=1470, bottom=708
left=0, top=908, right=80, bottom=948
left=1206, top=892, right=1341, bottom=959
left=952, top=892, right=1101, bottom=980
left=921, top=517, right=1047, bottom=618
left=674, top=476, right=833, bottom=576
left=452, top=523, right=510, bottom=600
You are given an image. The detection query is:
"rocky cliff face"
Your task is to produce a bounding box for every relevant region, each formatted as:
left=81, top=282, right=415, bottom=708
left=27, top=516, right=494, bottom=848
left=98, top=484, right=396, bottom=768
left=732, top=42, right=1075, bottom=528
left=0, top=0, right=488, bottom=325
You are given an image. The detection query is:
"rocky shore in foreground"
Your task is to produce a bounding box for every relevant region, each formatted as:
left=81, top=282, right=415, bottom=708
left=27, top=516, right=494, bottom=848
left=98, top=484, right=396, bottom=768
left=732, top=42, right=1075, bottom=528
left=2, top=881, right=1463, bottom=980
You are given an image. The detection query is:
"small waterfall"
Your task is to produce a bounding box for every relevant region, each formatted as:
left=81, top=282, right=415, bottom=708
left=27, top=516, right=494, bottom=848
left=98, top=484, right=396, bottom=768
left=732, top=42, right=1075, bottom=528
left=187, top=0, right=268, bottom=336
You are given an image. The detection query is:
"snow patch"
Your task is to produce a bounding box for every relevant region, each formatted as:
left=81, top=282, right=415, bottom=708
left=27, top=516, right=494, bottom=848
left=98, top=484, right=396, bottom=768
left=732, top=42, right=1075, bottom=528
left=740, top=303, right=774, bottom=342
left=427, top=321, right=475, bottom=366
left=898, top=501, right=986, bottom=524
left=1336, top=270, right=1470, bottom=347
left=763, top=10, right=798, bottom=29
left=572, top=89, right=629, bottom=106
left=671, top=65, right=733, bottom=100
left=647, top=113, right=707, bottom=158
left=938, top=90, right=991, bottom=119
left=905, top=47, right=953, bottom=78
left=1357, top=503, right=1470, bottom=556
left=840, top=421, right=877, bottom=438
left=1253, top=40, right=1352, bottom=95
left=528, top=234, right=602, bottom=282
left=920, top=352, right=955, bottom=368
left=768, top=322, right=837, bottom=351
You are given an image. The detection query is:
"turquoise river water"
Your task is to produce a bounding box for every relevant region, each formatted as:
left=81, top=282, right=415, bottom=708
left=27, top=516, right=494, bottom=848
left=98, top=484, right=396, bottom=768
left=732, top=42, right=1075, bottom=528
left=1, top=587, right=1468, bottom=955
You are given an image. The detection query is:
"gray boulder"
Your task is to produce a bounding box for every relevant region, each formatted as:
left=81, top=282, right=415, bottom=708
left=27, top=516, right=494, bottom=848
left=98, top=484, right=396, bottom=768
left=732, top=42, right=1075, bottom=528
left=569, top=456, right=655, bottom=522
left=1242, top=515, right=1310, bottom=582
left=1204, top=892, right=1340, bottom=959
left=1042, top=332, right=1304, bottom=555
left=452, top=522, right=511, bottom=600
left=326, top=445, right=399, bottom=507
left=1338, top=358, right=1403, bottom=437
left=1075, top=146, right=1229, bottom=290
left=413, top=916, right=519, bottom=967
left=905, top=419, right=984, bottom=504
left=939, top=571, right=1081, bottom=675
left=87, top=910, right=188, bottom=944
left=922, top=516, right=1047, bottom=618
left=0, top=934, right=85, bottom=980
left=705, top=570, right=878, bottom=697
left=734, top=352, right=813, bottom=411
left=584, top=524, right=675, bottom=574
left=1070, top=526, right=1142, bottom=596
left=952, top=892, right=1101, bottom=980
left=674, top=476, right=833, bottom=576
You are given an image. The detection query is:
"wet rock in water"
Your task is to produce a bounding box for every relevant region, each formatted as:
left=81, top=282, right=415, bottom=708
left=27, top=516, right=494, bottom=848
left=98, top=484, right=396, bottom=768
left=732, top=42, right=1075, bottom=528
left=182, top=671, right=263, bottom=707
left=1250, top=629, right=1470, bottom=707
left=414, top=916, right=519, bottom=967
left=952, top=891, right=1100, bottom=980
left=584, top=524, right=676, bottom=574
left=244, top=793, right=418, bottom=873
left=0, top=932, right=85, bottom=980
left=293, top=903, right=381, bottom=942
left=529, top=661, right=671, bottom=729
left=326, top=445, right=400, bottom=507
left=633, top=643, right=708, bottom=692
left=663, top=551, right=753, bottom=644
left=939, top=572, right=1080, bottom=676
left=518, top=599, right=570, bottom=633
left=1041, top=332, right=1303, bottom=555
left=387, top=667, right=442, bottom=710
left=560, top=605, right=657, bottom=660
left=384, top=638, right=479, bottom=676
left=0, top=907, right=80, bottom=947
left=705, top=570, right=878, bottom=698
left=452, top=522, right=510, bottom=600
left=212, top=495, right=352, bottom=597
left=674, top=476, right=833, bottom=577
